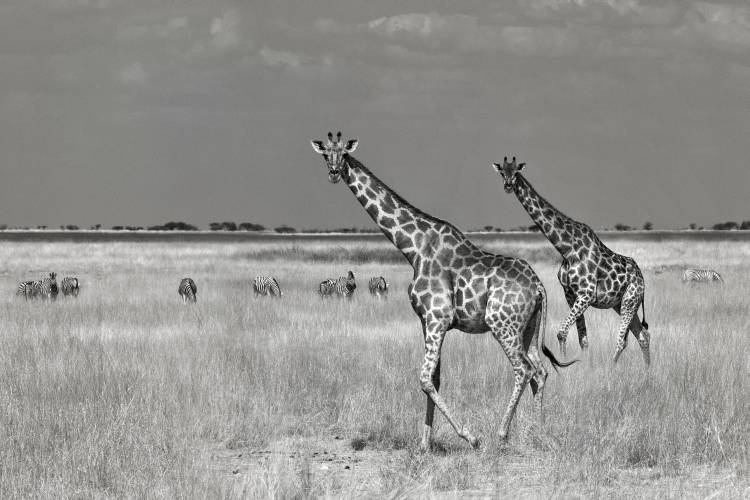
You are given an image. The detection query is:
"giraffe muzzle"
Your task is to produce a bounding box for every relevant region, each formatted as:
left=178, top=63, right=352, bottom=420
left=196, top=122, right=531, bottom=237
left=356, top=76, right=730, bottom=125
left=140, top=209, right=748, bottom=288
left=328, top=170, right=342, bottom=183
left=504, top=183, right=514, bottom=193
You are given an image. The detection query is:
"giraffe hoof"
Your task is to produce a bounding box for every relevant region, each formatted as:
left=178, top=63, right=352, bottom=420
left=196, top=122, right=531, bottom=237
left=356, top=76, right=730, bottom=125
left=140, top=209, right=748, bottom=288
left=468, top=436, right=481, bottom=449
left=580, top=338, right=589, bottom=350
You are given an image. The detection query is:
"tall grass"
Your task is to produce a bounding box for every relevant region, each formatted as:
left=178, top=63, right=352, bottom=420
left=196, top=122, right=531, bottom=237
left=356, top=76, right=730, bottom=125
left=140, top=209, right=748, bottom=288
left=0, top=238, right=746, bottom=497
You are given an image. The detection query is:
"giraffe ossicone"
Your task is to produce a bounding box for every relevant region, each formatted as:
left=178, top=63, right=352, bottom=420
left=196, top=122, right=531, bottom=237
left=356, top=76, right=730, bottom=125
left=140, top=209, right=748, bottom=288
left=311, top=132, right=576, bottom=451
left=492, top=157, right=651, bottom=366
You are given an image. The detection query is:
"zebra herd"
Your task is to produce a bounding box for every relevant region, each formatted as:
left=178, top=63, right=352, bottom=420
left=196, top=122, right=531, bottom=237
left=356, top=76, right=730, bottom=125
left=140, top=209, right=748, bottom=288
left=14, top=267, right=717, bottom=304
left=318, top=271, right=389, bottom=299
left=681, top=268, right=723, bottom=283
left=175, top=272, right=389, bottom=303
left=16, top=273, right=80, bottom=300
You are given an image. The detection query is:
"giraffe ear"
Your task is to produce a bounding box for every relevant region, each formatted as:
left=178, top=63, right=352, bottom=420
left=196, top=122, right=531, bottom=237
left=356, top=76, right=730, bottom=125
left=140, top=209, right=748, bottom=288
left=311, top=140, right=327, bottom=154
left=344, top=139, right=358, bottom=153
left=491, top=162, right=502, bottom=172
left=518, top=163, right=526, bottom=171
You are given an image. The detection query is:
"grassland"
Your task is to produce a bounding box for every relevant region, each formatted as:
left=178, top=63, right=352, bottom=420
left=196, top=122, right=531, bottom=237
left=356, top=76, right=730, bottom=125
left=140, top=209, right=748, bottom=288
left=0, top=234, right=747, bottom=498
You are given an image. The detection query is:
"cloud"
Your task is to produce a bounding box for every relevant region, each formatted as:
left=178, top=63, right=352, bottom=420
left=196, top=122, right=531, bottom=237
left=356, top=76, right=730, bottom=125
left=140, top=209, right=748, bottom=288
left=259, top=46, right=302, bottom=68
left=209, top=10, right=241, bottom=50
left=51, top=0, right=110, bottom=9
left=682, top=2, right=750, bottom=52
left=520, top=0, right=679, bottom=25
left=119, top=17, right=188, bottom=41
left=365, top=12, right=579, bottom=56
left=116, top=62, right=148, bottom=85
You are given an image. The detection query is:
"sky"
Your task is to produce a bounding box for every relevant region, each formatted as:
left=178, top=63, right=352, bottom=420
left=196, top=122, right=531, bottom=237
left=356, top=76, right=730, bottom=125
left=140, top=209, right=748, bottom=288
left=0, top=0, right=748, bottom=230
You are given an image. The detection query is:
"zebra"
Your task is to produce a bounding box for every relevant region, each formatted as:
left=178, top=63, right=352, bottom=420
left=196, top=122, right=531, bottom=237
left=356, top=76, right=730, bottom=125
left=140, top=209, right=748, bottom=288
left=178, top=277, right=198, bottom=302
left=318, top=279, right=336, bottom=298
left=16, top=280, right=36, bottom=300
left=368, top=276, right=388, bottom=297
left=319, top=270, right=356, bottom=299
left=29, top=272, right=59, bottom=300
left=682, top=269, right=723, bottom=283
left=253, top=276, right=282, bottom=297
left=60, top=277, right=80, bottom=297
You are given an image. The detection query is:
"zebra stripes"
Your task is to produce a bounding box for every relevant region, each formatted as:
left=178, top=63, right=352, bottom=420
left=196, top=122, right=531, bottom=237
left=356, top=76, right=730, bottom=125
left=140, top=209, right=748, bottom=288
left=17, top=273, right=58, bottom=300
left=178, top=277, right=198, bottom=302
left=368, top=276, right=388, bottom=297
left=253, top=276, right=282, bottom=297
left=319, top=270, right=356, bottom=299
left=36, top=272, right=59, bottom=300
left=682, top=268, right=723, bottom=283
left=61, top=277, right=80, bottom=297
left=16, top=280, right=35, bottom=299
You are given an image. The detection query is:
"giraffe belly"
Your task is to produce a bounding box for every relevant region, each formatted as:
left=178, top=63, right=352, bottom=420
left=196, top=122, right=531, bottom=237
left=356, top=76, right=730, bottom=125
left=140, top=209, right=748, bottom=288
left=592, top=284, right=625, bottom=308
left=453, top=313, right=490, bottom=334
left=453, top=301, right=490, bottom=333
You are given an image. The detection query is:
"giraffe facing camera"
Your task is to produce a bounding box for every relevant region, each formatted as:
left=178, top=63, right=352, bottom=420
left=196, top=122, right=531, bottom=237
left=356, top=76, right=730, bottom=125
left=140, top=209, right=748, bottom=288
left=311, top=132, right=576, bottom=451
left=492, top=157, right=651, bottom=366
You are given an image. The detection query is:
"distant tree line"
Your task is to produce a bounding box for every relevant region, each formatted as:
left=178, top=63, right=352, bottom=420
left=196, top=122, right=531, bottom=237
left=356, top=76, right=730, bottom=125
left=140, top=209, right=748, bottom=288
left=1, top=219, right=749, bottom=232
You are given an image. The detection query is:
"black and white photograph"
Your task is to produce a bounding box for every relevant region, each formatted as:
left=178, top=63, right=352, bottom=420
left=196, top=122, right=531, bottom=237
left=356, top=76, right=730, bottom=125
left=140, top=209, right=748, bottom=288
left=0, top=1, right=747, bottom=497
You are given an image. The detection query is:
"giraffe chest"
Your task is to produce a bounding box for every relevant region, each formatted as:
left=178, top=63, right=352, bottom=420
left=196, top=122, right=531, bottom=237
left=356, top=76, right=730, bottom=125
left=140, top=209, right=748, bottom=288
left=407, top=273, right=491, bottom=334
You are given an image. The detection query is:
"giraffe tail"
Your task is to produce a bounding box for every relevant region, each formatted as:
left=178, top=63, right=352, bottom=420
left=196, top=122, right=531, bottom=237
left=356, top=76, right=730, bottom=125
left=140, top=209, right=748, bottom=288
left=640, top=293, right=648, bottom=330
left=538, top=287, right=577, bottom=372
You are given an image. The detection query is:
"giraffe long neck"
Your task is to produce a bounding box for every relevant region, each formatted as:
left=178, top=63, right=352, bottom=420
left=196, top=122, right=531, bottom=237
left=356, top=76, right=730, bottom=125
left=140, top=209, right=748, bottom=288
left=343, top=154, right=457, bottom=267
left=513, top=174, right=576, bottom=257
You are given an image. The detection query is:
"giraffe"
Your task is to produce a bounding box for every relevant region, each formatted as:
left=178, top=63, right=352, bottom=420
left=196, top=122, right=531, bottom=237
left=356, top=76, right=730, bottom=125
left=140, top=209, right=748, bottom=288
left=492, top=157, right=651, bottom=366
left=311, top=132, right=574, bottom=450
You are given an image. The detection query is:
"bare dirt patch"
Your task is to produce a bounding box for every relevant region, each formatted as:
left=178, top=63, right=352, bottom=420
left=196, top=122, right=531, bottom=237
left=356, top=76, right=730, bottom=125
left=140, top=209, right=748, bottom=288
left=197, top=435, right=748, bottom=498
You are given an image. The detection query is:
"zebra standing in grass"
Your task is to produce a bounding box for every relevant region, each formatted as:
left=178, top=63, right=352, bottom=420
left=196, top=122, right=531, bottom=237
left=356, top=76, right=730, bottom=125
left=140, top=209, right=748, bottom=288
left=32, top=272, right=58, bottom=300
left=253, top=276, right=282, bottom=297
left=682, top=269, right=723, bottom=283
left=319, top=270, right=356, bottom=299
left=16, top=280, right=35, bottom=299
left=60, top=277, right=80, bottom=297
left=368, top=276, right=388, bottom=298
left=178, top=277, right=198, bottom=302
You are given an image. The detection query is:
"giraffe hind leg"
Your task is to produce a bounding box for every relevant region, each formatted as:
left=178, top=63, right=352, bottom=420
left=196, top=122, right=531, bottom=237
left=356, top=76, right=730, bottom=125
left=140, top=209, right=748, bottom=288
left=486, top=293, right=537, bottom=442
left=628, top=310, right=651, bottom=367
left=525, top=300, right=548, bottom=425
left=613, top=285, right=640, bottom=364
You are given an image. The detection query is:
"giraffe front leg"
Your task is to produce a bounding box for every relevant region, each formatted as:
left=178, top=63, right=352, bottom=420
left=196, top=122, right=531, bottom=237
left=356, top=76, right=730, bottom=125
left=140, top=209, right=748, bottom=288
left=557, top=293, right=593, bottom=356
left=421, top=359, right=441, bottom=450
left=419, top=324, right=479, bottom=450
left=564, top=288, right=589, bottom=350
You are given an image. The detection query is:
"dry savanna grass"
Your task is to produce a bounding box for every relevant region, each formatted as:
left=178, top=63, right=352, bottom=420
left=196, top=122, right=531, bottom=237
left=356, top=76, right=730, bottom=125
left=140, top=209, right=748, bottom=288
left=0, top=235, right=747, bottom=498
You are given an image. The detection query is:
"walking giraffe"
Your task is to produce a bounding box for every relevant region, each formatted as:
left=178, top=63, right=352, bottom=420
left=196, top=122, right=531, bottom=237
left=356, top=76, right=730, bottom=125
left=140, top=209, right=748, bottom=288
left=312, top=132, right=574, bottom=450
left=492, top=157, right=651, bottom=366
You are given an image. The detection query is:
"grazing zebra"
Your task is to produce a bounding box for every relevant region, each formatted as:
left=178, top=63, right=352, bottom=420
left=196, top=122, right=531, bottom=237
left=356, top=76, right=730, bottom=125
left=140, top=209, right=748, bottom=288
left=319, top=270, right=356, bottom=299
left=368, top=276, right=388, bottom=297
left=682, top=269, right=723, bottom=283
left=253, top=276, right=282, bottom=297
left=60, top=277, right=80, bottom=297
left=30, top=272, right=59, bottom=300
left=318, top=279, right=336, bottom=297
left=178, top=277, right=198, bottom=302
left=16, top=280, right=35, bottom=299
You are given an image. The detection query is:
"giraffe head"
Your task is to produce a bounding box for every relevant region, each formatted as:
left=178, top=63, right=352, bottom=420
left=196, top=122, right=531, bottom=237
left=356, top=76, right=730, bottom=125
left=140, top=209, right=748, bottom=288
left=310, top=131, right=359, bottom=183
left=492, top=156, right=526, bottom=193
